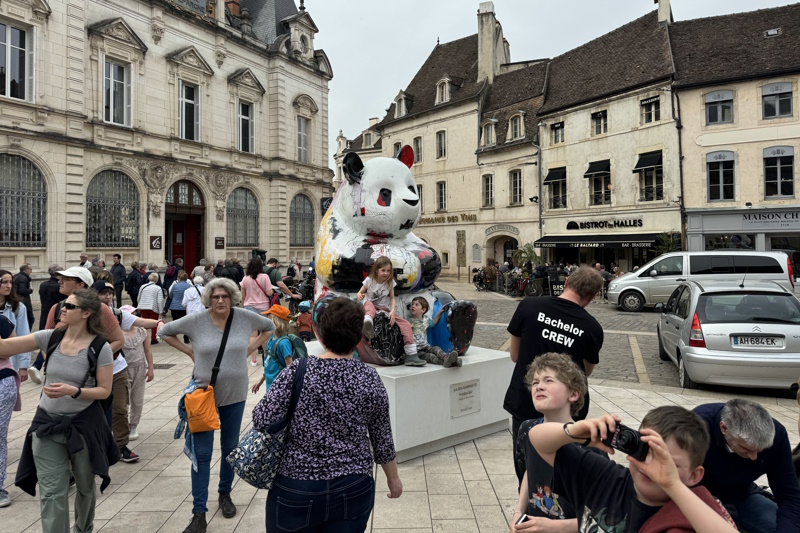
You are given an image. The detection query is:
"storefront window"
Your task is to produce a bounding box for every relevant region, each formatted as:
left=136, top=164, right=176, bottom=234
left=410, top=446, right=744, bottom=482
left=770, top=236, right=800, bottom=275
left=704, top=234, right=755, bottom=250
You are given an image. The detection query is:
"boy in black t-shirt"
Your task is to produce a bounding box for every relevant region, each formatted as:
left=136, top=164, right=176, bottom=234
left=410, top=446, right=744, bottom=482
left=513, top=352, right=596, bottom=531
left=527, top=406, right=737, bottom=533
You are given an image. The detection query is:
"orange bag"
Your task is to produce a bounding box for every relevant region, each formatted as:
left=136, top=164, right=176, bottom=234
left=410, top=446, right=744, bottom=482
left=184, top=310, right=234, bottom=433
left=185, top=385, right=220, bottom=433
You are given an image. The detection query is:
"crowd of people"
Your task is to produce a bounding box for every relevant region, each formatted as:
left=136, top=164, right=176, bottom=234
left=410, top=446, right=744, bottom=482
left=0, top=254, right=798, bottom=533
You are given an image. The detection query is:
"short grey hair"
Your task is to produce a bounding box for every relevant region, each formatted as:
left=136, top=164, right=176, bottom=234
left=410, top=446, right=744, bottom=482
left=20, top=263, right=31, bottom=272
left=48, top=264, right=63, bottom=277
left=193, top=276, right=204, bottom=285
left=201, top=277, right=241, bottom=307
left=199, top=258, right=207, bottom=266
left=225, top=259, right=233, bottom=267
left=147, top=262, right=158, bottom=271
left=147, top=273, right=159, bottom=283
left=720, top=399, right=775, bottom=450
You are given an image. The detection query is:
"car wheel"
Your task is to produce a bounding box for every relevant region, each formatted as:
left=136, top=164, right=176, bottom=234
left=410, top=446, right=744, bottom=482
left=657, top=326, right=670, bottom=361
left=678, top=354, right=699, bottom=390
left=620, top=291, right=644, bottom=312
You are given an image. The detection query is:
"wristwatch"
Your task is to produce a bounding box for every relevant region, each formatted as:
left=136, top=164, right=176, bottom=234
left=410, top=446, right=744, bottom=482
left=71, top=387, right=82, bottom=399
left=564, top=422, right=591, bottom=445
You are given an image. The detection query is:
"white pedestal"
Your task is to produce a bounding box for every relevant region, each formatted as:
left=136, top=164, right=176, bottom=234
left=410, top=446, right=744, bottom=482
left=306, top=343, right=514, bottom=462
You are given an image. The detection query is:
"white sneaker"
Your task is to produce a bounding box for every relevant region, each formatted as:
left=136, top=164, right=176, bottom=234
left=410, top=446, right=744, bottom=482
left=129, top=428, right=139, bottom=440
left=0, top=490, right=10, bottom=508
left=363, top=317, right=375, bottom=340
left=28, top=367, right=42, bottom=384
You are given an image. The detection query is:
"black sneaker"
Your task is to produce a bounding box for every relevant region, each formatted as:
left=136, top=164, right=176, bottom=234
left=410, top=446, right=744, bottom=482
left=150, top=339, right=159, bottom=345
left=120, top=446, right=140, bottom=463
left=183, top=513, right=207, bottom=533
left=257, top=346, right=264, bottom=355
left=218, top=492, right=236, bottom=518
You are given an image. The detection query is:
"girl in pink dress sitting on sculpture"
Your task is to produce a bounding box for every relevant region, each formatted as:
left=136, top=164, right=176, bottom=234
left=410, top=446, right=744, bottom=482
left=356, top=256, right=425, bottom=366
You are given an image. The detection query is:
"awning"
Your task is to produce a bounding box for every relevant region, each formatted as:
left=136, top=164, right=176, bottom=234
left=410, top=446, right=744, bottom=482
left=632, top=151, right=662, bottom=172
left=534, top=233, right=661, bottom=249
left=543, top=167, right=566, bottom=184
left=584, top=160, right=610, bottom=177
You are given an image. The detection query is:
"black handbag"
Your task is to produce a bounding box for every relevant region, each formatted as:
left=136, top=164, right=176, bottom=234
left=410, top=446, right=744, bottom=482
left=226, top=358, right=307, bottom=489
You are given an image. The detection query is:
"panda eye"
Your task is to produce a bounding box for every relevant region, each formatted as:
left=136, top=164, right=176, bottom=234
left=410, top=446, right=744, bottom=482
left=377, top=188, right=392, bottom=207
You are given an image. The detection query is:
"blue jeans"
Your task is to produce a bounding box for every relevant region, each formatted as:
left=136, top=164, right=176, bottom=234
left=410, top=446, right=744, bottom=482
left=724, top=491, right=778, bottom=533
left=191, top=401, right=245, bottom=513
left=266, top=473, right=374, bottom=532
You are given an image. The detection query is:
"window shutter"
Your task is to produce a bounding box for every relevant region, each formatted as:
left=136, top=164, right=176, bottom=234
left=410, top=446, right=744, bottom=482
left=194, top=87, right=200, bottom=141
left=125, top=64, right=132, bottom=126
left=27, top=27, right=34, bottom=102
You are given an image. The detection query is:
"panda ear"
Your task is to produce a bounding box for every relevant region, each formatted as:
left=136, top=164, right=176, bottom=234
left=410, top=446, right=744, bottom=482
left=395, top=145, right=414, bottom=169
left=343, top=152, right=364, bottom=185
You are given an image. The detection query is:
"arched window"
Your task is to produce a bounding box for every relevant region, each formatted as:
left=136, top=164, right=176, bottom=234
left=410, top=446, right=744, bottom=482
left=227, top=187, right=259, bottom=247
left=0, top=154, right=47, bottom=246
left=86, top=170, right=140, bottom=247
left=290, top=194, right=314, bottom=246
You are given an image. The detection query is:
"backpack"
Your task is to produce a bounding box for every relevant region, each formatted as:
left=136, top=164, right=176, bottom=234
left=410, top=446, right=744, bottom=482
left=266, top=334, right=308, bottom=368
left=44, top=328, right=111, bottom=410
left=166, top=265, right=177, bottom=278
left=286, top=265, right=296, bottom=278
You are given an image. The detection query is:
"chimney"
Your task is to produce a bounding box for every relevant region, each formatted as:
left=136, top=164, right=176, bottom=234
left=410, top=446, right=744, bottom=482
left=368, top=117, right=380, bottom=128
left=656, top=0, right=672, bottom=24
left=477, top=2, right=499, bottom=84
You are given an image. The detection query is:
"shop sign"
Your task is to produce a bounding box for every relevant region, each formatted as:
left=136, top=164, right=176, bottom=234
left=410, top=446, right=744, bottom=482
left=215, top=237, right=225, bottom=249
left=566, top=219, right=643, bottom=230
left=741, top=211, right=800, bottom=229
left=420, top=213, right=478, bottom=225
left=485, top=224, right=520, bottom=236
left=321, top=197, right=333, bottom=215
left=149, top=236, right=162, bottom=250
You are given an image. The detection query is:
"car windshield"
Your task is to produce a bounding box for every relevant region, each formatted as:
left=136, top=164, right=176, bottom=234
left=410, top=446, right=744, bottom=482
left=697, top=291, right=800, bottom=324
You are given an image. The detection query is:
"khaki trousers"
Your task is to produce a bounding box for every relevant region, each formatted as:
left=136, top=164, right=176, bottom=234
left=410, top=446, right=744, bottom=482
left=111, top=369, right=130, bottom=449
left=32, top=432, right=96, bottom=533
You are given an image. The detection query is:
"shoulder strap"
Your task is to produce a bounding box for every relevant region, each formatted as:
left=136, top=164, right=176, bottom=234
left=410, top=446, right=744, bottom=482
left=43, top=328, right=67, bottom=377
left=268, top=335, right=291, bottom=367
left=209, top=310, right=234, bottom=388
left=266, top=357, right=307, bottom=434
left=194, top=284, right=202, bottom=297
left=255, top=277, right=270, bottom=298
left=53, top=301, right=65, bottom=326
left=82, top=335, right=109, bottom=387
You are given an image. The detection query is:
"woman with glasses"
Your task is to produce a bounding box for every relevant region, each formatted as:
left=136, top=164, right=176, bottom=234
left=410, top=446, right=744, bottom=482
left=158, top=277, right=275, bottom=533
left=0, top=289, right=115, bottom=533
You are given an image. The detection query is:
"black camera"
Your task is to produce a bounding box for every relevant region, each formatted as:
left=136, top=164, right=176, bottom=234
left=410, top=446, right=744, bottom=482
left=601, top=423, right=649, bottom=461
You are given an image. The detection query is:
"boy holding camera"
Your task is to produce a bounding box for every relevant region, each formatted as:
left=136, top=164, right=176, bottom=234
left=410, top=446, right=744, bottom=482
left=512, top=352, right=600, bottom=531
left=527, top=406, right=737, bottom=532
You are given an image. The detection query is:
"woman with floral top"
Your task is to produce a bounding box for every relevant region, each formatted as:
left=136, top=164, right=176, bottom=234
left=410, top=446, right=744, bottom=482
left=253, top=297, right=402, bottom=532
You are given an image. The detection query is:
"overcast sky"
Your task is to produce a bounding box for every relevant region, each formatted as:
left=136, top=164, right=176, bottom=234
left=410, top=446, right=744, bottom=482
left=307, top=0, right=792, bottom=168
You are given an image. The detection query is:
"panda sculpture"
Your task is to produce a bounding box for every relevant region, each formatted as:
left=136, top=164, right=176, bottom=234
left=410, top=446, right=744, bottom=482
left=315, top=146, right=477, bottom=365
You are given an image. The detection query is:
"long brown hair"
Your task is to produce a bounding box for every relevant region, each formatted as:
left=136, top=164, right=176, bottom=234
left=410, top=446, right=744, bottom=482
left=57, top=288, right=105, bottom=337
left=0, top=269, right=21, bottom=312
left=369, top=256, right=393, bottom=282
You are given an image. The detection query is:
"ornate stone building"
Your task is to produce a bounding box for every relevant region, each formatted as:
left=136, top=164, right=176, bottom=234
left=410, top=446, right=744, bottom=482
left=0, top=0, right=333, bottom=278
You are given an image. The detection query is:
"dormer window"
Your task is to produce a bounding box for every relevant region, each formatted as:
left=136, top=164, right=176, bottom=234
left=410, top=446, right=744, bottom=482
left=436, top=80, right=450, bottom=105
left=507, top=113, right=525, bottom=141
left=481, top=122, right=495, bottom=146
left=395, top=96, right=406, bottom=118
left=364, top=132, right=372, bottom=147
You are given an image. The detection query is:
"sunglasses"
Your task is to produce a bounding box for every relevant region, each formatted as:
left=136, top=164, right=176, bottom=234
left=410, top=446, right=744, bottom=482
left=63, top=302, right=83, bottom=310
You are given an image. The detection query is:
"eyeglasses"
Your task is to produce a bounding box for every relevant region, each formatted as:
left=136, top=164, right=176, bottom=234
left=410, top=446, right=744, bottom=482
left=63, top=302, right=83, bottom=310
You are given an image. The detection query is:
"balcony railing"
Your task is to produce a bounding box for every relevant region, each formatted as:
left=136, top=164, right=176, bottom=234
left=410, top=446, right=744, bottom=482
left=550, top=195, right=567, bottom=209
left=639, top=186, right=664, bottom=202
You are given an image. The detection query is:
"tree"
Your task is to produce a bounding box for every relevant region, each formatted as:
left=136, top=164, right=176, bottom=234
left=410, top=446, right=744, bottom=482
left=650, top=232, right=680, bottom=255
left=512, top=243, right=543, bottom=268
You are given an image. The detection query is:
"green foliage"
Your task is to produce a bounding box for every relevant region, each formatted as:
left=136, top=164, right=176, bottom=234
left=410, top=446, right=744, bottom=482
left=650, top=232, right=679, bottom=255
left=512, top=243, right=543, bottom=267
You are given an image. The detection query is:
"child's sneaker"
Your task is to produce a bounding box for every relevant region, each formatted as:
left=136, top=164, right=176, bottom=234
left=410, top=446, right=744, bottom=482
left=363, top=317, right=375, bottom=340
left=129, top=427, right=139, bottom=440
left=250, top=359, right=258, bottom=366
left=0, top=489, right=10, bottom=507
left=120, top=446, right=140, bottom=463
left=443, top=350, right=459, bottom=368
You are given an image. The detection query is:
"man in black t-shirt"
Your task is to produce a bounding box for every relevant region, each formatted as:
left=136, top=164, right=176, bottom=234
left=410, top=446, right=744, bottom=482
left=506, top=266, right=604, bottom=482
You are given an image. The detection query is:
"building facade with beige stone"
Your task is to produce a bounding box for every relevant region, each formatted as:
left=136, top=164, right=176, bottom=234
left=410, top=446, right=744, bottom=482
left=340, top=0, right=800, bottom=274
left=0, top=0, right=333, bottom=281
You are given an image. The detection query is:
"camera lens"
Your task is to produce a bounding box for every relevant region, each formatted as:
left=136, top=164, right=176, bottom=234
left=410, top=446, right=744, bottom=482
left=616, top=430, right=635, bottom=447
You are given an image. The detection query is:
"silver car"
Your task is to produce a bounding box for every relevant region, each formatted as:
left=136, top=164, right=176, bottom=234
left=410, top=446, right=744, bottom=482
left=655, top=279, right=800, bottom=391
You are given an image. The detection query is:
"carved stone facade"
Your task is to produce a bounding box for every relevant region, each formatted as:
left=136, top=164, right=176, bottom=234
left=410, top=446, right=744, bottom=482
left=0, top=0, right=334, bottom=280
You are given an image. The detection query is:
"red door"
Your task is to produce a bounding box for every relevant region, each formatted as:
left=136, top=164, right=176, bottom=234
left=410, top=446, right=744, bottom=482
left=171, top=220, right=185, bottom=265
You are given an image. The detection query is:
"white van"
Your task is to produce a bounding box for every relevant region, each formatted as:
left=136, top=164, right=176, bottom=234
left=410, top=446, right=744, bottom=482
left=607, top=251, right=795, bottom=312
